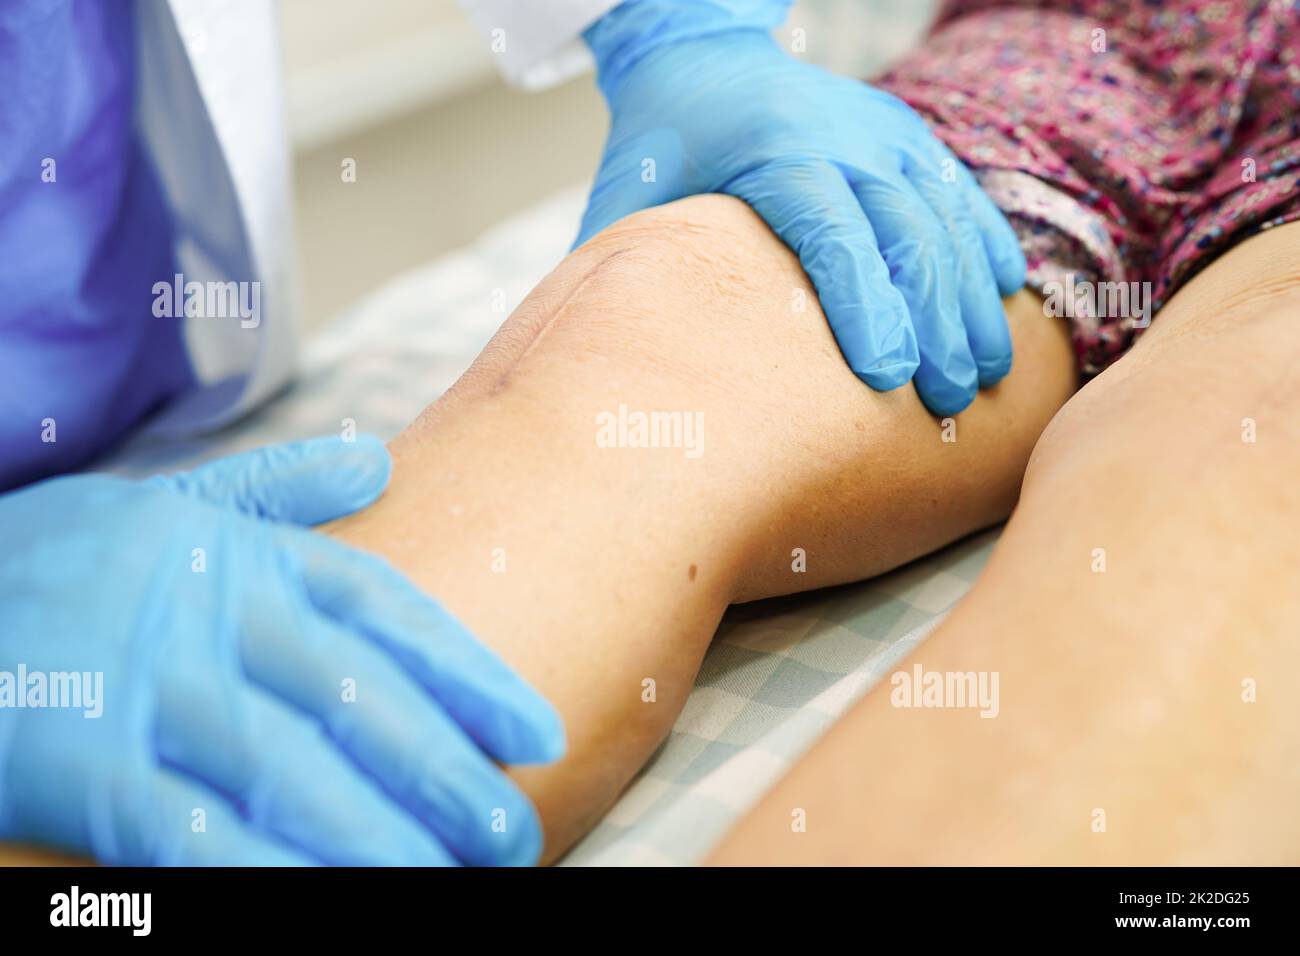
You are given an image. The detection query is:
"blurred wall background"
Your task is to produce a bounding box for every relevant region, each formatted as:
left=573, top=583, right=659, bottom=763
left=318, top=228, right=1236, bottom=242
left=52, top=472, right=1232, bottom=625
left=282, top=0, right=938, bottom=329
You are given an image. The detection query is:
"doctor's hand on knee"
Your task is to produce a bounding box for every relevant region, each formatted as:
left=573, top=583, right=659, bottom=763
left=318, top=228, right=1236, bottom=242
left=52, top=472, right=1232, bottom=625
left=576, top=0, right=1026, bottom=417
left=0, top=436, right=563, bottom=866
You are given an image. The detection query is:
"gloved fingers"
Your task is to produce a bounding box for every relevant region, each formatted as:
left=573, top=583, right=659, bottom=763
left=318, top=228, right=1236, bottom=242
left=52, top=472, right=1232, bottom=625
left=954, top=156, right=1027, bottom=296
left=726, top=160, right=918, bottom=390
left=907, top=154, right=1015, bottom=387
left=156, top=434, right=392, bottom=526
left=847, top=168, right=979, bottom=415
left=237, top=596, right=545, bottom=866
left=354, top=696, right=545, bottom=867
left=131, top=767, right=318, bottom=866
left=155, top=670, right=459, bottom=866
left=288, top=532, right=566, bottom=767
left=573, top=127, right=686, bottom=249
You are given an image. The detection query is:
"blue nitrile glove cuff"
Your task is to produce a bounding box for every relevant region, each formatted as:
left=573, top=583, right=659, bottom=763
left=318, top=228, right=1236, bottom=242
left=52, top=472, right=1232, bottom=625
left=584, top=0, right=793, bottom=99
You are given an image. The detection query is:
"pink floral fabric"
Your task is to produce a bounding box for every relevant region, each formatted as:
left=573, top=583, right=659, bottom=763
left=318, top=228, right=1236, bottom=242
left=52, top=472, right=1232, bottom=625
left=875, top=0, right=1300, bottom=374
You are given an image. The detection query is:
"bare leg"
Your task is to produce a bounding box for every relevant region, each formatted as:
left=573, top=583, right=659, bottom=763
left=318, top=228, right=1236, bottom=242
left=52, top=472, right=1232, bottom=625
left=329, top=195, right=1076, bottom=860
left=708, top=222, right=1300, bottom=865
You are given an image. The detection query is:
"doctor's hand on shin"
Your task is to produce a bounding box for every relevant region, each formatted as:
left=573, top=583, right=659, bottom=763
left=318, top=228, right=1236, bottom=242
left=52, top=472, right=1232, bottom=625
left=0, top=436, right=563, bottom=866
left=577, top=0, right=1027, bottom=416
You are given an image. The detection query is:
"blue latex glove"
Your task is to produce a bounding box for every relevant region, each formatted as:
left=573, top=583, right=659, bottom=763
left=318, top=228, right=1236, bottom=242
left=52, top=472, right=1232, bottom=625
left=578, top=0, right=1027, bottom=416
left=0, top=436, right=564, bottom=866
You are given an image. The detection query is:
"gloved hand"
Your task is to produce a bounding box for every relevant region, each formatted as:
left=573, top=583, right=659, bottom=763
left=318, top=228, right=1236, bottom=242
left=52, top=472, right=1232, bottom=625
left=0, top=436, right=563, bottom=866
left=578, top=0, right=1027, bottom=416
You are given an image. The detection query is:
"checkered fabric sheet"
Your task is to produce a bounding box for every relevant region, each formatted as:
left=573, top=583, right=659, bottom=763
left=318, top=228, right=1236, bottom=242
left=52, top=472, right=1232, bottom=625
left=97, top=179, right=996, bottom=865
left=563, top=529, right=995, bottom=865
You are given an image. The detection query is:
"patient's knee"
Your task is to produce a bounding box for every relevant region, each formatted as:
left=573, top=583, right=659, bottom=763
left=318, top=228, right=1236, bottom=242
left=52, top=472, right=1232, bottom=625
left=445, top=200, right=779, bottom=403
left=577, top=195, right=806, bottom=312
left=480, top=194, right=827, bottom=397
